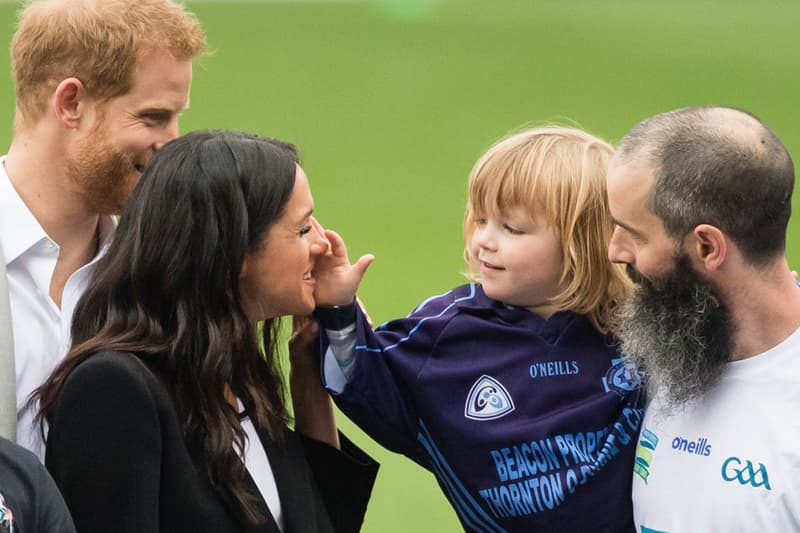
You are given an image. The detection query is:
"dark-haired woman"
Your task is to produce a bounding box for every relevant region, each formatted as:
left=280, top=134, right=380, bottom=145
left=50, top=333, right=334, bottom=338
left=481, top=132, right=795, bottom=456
left=34, top=130, right=378, bottom=533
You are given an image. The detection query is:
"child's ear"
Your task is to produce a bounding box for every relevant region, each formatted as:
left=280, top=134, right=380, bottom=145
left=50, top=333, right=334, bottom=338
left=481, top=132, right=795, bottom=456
left=240, top=256, right=249, bottom=279
left=689, top=224, right=727, bottom=272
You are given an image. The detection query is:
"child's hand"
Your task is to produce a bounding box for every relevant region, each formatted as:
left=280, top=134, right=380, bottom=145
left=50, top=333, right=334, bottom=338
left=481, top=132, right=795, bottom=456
left=313, top=229, right=374, bottom=307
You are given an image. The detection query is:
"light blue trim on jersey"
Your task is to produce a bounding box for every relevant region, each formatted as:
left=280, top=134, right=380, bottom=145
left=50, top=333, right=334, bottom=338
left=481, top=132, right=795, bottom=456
left=417, top=419, right=506, bottom=533
left=411, top=288, right=458, bottom=315
left=356, top=283, right=477, bottom=354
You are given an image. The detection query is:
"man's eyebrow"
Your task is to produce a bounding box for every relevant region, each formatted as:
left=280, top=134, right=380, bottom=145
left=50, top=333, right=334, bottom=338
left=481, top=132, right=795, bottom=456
left=138, top=100, right=190, bottom=114
left=612, top=217, right=643, bottom=238
left=137, top=107, right=173, bottom=116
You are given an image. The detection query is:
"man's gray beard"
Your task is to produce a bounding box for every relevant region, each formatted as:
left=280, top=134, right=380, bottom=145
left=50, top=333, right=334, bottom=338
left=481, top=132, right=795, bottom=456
left=616, top=254, right=734, bottom=414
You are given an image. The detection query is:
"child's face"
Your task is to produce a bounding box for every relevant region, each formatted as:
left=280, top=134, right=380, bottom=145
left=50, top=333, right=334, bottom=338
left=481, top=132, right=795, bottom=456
left=469, top=205, right=564, bottom=318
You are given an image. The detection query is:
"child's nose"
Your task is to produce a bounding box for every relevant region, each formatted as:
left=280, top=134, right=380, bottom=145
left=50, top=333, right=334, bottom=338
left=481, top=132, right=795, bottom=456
left=473, top=225, right=497, bottom=251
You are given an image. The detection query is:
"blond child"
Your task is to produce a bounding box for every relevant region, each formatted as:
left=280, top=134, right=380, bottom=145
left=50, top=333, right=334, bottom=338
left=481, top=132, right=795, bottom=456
left=313, top=127, right=643, bottom=532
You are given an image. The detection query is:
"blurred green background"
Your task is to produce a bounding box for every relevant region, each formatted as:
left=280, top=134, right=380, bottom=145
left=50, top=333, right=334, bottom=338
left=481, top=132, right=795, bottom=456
left=1, top=1, right=798, bottom=530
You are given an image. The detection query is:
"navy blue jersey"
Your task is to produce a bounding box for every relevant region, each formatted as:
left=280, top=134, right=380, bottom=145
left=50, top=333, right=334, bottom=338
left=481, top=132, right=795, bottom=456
left=322, top=284, right=643, bottom=533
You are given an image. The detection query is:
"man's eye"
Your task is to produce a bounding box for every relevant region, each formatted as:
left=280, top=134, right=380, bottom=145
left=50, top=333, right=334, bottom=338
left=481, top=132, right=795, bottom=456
left=142, top=113, right=169, bottom=126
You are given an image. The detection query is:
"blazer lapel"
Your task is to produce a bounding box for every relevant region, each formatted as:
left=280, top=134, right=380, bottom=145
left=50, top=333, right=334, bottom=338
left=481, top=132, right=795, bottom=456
left=0, top=245, right=16, bottom=441
left=186, top=428, right=283, bottom=533
left=255, top=427, right=319, bottom=533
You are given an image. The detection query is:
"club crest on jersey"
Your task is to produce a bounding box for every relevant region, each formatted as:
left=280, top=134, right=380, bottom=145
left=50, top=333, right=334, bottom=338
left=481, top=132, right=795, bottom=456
left=464, top=375, right=515, bottom=421
left=602, top=357, right=642, bottom=397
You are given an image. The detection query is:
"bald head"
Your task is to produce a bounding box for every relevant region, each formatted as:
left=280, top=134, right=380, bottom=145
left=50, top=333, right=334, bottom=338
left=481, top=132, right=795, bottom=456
left=614, top=106, right=794, bottom=265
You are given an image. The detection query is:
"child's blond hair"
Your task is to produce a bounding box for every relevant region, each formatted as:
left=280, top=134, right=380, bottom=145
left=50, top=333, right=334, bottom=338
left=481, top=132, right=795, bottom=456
left=463, top=126, right=632, bottom=332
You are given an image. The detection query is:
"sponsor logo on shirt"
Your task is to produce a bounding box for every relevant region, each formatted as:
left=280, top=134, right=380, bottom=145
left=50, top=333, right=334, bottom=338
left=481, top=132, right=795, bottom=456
left=601, top=358, right=641, bottom=397
left=721, top=457, right=771, bottom=491
left=464, top=374, right=515, bottom=421
left=671, top=435, right=712, bottom=456
left=634, top=428, right=659, bottom=484
left=528, top=360, right=579, bottom=379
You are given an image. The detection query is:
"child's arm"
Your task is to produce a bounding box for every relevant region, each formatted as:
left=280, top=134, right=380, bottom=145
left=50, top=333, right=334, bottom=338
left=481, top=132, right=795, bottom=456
left=317, top=299, right=462, bottom=468
left=312, top=228, right=457, bottom=467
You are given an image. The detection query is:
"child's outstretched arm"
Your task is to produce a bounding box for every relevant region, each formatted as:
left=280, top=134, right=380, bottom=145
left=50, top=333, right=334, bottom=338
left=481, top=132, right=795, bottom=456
left=313, top=229, right=374, bottom=307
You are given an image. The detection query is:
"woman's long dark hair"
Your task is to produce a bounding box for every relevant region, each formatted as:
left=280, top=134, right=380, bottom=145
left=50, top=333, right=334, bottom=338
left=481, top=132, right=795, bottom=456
left=35, top=129, right=299, bottom=522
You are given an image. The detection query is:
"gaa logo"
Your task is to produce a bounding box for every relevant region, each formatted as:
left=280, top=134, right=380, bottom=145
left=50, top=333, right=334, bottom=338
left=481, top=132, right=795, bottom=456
left=464, top=375, right=514, bottom=421
left=721, top=456, right=771, bottom=491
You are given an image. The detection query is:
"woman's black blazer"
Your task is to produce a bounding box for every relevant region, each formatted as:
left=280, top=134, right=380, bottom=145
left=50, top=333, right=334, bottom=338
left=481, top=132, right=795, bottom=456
left=45, top=351, right=378, bottom=533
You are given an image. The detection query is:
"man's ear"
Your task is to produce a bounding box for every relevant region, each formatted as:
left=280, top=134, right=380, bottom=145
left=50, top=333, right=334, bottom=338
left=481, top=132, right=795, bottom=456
left=690, top=224, right=727, bottom=272
left=53, top=77, right=87, bottom=128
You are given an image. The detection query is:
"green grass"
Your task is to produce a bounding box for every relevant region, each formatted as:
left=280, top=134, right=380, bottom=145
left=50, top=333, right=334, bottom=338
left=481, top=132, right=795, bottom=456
left=1, top=1, right=798, bottom=531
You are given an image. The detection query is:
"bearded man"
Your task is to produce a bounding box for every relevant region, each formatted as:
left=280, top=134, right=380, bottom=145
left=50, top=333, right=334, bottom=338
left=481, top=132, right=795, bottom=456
left=0, top=0, right=206, bottom=457
left=606, top=105, right=800, bottom=531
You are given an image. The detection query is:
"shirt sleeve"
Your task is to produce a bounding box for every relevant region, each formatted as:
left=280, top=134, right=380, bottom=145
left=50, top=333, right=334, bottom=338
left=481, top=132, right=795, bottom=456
left=320, top=294, right=454, bottom=465
left=45, top=353, right=162, bottom=533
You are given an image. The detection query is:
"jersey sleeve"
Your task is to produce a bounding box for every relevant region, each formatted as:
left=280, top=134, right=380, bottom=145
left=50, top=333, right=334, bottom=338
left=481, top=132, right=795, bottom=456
left=321, top=290, right=458, bottom=466
left=45, top=353, right=162, bottom=533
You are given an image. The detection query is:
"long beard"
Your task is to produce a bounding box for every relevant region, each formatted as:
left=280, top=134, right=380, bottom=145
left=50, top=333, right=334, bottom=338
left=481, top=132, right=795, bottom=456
left=617, top=254, right=734, bottom=413
left=66, top=124, right=137, bottom=215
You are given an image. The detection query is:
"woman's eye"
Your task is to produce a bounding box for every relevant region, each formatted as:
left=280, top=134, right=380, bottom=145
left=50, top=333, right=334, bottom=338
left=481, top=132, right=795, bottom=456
left=300, top=225, right=312, bottom=236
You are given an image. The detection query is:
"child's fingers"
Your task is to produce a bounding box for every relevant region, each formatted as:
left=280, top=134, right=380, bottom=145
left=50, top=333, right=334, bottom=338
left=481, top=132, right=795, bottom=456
left=324, top=229, right=348, bottom=260
left=353, top=254, right=375, bottom=277
left=312, top=218, right=331, bottom=252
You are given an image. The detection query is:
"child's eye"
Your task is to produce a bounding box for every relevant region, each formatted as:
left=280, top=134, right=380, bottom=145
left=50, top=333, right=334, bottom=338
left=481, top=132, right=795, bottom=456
left=299, top=225, right=312, bottom=236
left=474, top=218, right=487, bottom=226
left=503, top=224, right=523, bottom=235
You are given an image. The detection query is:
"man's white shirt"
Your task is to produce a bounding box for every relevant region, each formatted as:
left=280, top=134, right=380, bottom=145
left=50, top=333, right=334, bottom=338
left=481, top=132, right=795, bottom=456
left=0, top=156, right=115, bottom=460
left=632, top=326, right=800, bottom=532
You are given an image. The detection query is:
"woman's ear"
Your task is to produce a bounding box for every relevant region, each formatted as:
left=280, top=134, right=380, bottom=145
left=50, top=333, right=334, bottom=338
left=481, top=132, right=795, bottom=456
left=690, top=224, right=727, bottom=272
left=239, top=255, right=250, bottom=279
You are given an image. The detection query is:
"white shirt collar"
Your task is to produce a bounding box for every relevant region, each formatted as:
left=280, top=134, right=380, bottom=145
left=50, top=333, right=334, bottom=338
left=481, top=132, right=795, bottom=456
left=0, top=155, right=49, bottom=265
left=0, top=155, right=117, bottom=266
